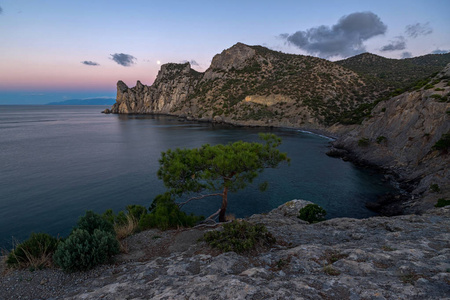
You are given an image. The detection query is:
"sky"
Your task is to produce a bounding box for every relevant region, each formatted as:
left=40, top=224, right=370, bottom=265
left=0, top=0, right=449, bottom=104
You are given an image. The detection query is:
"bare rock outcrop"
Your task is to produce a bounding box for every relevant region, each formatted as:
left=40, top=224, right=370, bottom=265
left=111, top=62, right=201, bottom=114
left=3, top=201, right=448, bottom=299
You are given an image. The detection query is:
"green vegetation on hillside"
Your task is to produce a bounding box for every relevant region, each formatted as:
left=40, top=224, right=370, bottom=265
left=180, top=45, right=450, bottom=126
left=336, top=52, right=450, bottom=93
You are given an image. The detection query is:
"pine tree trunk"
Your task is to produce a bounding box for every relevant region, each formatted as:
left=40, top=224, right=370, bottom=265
left=219, top=186, right=228, bottom=222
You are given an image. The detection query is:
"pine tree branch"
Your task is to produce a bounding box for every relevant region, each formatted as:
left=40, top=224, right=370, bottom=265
left=177, top=193, right=223, bottom=208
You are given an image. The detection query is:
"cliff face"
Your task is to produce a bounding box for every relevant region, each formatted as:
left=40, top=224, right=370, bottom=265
left=332, top=64, right=450, bottom=213
left=111, top=62, right=201, bottom=114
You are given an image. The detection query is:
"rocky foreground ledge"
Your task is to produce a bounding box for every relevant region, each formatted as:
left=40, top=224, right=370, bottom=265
left=1, top=200, right=449, bottom=300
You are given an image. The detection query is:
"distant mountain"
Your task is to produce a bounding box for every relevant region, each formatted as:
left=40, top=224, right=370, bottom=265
left=46, top=98, right=116, bottom=105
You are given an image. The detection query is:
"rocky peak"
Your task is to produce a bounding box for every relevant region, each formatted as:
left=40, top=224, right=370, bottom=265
left=208, top=42, right=256, bottom=71
left=153, top=62, right=193, bottom=85
left=117, top=80, right=129, bottom=93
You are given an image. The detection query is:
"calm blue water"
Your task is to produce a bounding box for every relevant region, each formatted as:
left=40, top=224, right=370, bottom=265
left=0, top=105, right=394, bottom=249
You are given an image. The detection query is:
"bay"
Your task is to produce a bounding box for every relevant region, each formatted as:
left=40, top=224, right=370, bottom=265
left=0, top=105, right=394, bottom=249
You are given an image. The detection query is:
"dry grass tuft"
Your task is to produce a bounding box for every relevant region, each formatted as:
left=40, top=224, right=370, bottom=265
left=225, top=214, right=236, bottom=221
left=114, top=214, right=138, bottom=240
left=7, top=240, right=55, bottom=270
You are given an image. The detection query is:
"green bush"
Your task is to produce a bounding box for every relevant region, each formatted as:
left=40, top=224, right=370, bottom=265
left=430, top=94, right=443, bottom=100
left=53, top=210, right=119, bottom=272
left=358, top=137, right=370, bottom=147
left=126, top=205, right=148, bottom=221
left=435, top=198, right=450, bottom=208
left=102, top=205, right=148, bottom=228
left=139, top=193, right=204, bottom=231
left=432, top=132, right=450, bottom=151
left=298, top=204, right=327, bottom=223
left=430, top=184, right=441, bottom=193
left=76, top=210, right=115, bottom=235
left=6, top=233, right=58, bottom=269
left=376, top=136, right=387, bottom=144
left=53, top=229, right=119, bottom=272
left=202, top=220, right=276, bottom=253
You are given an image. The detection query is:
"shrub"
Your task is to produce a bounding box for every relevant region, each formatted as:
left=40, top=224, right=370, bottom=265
left=76, top=210, right=115, bottom=235
left=140, top=194, right=204, bottom=231
left=435, top=198, right=450, bottom=207
left=202, top=220, right=276, bottom=253
left=358, top=137, right=370, bottom=147
left=376, top=136, right=387, bottom=144
left=430, top=94, right=443, bottom=101
left=432, top=132, right=450, bottom=151
left=126, top=205, right=148, bottom=221
left=53, top=228, right=119, bottom=272
left=53, top=210, right=119, bottom=272
left=298, top=204, right=327, bottom=223
left=103, top=205, right=148, bottom=233
left=323, top=265, right=341, bottom=276
left=430, top=183, right=441, bottom=193
left=6, top=233, right=58, bottom=269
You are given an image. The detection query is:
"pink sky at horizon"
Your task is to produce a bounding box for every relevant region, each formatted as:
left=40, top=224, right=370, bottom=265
left=1, top=0, right=449, bottom=104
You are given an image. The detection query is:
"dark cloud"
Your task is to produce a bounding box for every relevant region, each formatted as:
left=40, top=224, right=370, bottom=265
left=380, top=36, right=406, bottom=52
left=401, top=52, right=412, bottom=59
left=282, top=12, right=387, bottom=58
left=430, top=49, right=449, bottom=54
left=0, top=6, right=3, bottom=14
left=81, top=61, right=100, bottom=66
left=405, top=22, right=432, bottom=38
left=110, top=53, right=136, bottom=67
left=180, top=60, right=199, bottom=66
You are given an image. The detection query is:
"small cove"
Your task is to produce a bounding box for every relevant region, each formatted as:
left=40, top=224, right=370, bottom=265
left=0, top=105, right=396, bottom=249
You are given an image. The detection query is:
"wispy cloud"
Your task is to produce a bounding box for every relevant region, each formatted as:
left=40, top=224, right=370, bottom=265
left=430, top=49, right=449, bottom=54
left=380, top=36, right=406, bottom=52
left=0, top=6, right=3, bottom=14
left=401, top=51, right=412, bottom=59
left=180, top=60, right=199, bottom=66
left=405, top=22, right=432, bottom=38
left=81, top=61, right=100, bottom=66
left=110, top=53, right=136, bottom=67
left=281, top=12, right=387, bottom=58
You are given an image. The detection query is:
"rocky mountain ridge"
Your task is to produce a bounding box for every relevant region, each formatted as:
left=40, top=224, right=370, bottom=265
left=111, top=43, right=374, bottom=127
left=110, top=43, right=450, bottom=127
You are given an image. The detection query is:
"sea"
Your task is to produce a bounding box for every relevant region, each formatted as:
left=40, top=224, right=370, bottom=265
left=0, top=105, right=395, bottom=249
